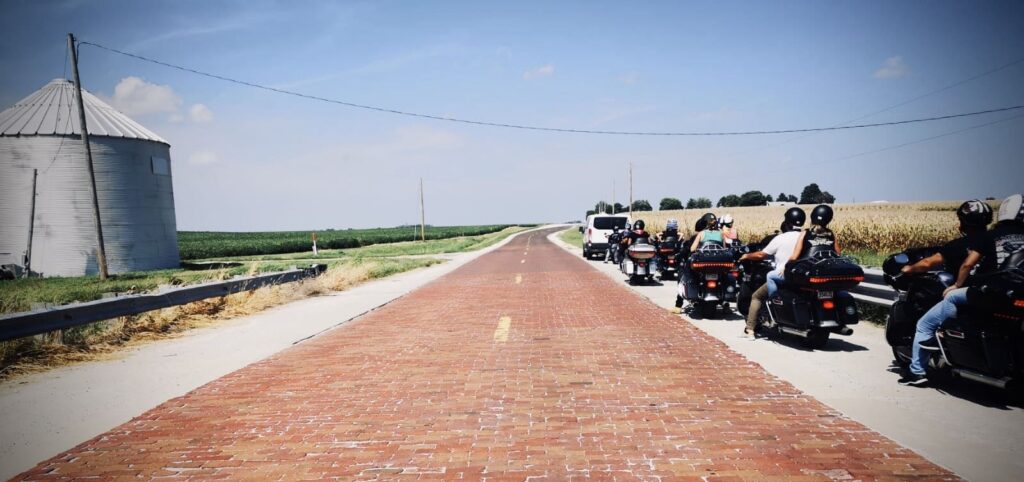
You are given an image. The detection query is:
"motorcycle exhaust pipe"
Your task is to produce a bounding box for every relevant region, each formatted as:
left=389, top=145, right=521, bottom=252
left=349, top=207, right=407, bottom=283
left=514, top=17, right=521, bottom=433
left=779, top=326, right=809, bottom=337
left=838, top=326, right=853, bottom=336
left=952, top=368, right=1009, bottom=389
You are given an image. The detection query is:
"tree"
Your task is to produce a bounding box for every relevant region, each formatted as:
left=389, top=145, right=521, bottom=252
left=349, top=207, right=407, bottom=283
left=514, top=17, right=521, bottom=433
left=777, top=193, right=789, bottom=203
left=689, top=197, right=712, bottom=209
left=717, top=194, right=741, bottom=207
left=766, top=194, right=774, bottom=203
left=820, top=191, right=836, bottom=204
left=631, top=199, right=653, bottom=211
left=659, top=197, right=684, bottom=211
left=613, top=202, right=626, bottom=214
left=799, top=183, right=823, bottom=204
left=592, top=201, right=612, bottom=214
left=739, top=190, right=768, bottom=207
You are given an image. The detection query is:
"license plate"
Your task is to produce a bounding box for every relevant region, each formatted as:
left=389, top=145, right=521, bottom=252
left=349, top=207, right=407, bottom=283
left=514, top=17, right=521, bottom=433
left=706, top=273, right=718, bottom=280
left=818, top=291, right=833, bottom=299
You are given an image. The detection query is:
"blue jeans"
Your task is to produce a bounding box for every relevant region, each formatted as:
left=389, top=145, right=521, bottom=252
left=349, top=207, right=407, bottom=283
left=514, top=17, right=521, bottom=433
left=909, top=287, right=968, bottom=376
left=767, top=271, right=785, bottom=297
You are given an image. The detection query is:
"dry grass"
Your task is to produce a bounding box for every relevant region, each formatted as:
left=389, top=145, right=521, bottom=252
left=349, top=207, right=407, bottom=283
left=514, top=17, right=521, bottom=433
left=0, top=258, right=439, bottom=381
left=636, top=201, right=982, bottom=255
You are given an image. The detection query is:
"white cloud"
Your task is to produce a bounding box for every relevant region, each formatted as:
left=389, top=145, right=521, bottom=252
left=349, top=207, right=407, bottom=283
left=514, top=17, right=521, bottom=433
left=620, top=71, right=639, bottom=85
left=188, top=151, right=220, bottom=165
left=874, top=56, right=910, bottom=79
left=109, top=77, right=181, bottom=116
left=189, top=103, right=214, bottom=123
left=523, top=64, right=555, bottom=80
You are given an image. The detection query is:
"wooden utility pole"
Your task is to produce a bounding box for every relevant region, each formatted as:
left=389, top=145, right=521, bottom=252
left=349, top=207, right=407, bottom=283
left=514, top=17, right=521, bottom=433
left=419, top=178, right=426, bottom=241
left=628, top=162, right=633, bottom=217
left=68, top=33, right=108, bottom=280
left=612, top=181, right=616, bottom=214
left=24, top=169, right=38, bottom=278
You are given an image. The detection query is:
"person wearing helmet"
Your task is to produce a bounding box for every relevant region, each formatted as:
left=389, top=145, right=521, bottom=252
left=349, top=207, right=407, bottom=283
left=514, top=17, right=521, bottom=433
left=720, top=214, right=739, bottom=244
left=671, top=216, right=711, bottom=313
left=689, top=213, right=726, bottom=252
left=621, top=219, right=651, bottom=247
left=788, top=204, right=842, bottom=262
left=656, top=218, right=680, bottom=241
left=605, top=225, right=623, bottom=263
left=897, top=199, right=996, bottom=386
left=989, top=193, right=1024, bottom=268
left=737, top=207, right=807, bottom=337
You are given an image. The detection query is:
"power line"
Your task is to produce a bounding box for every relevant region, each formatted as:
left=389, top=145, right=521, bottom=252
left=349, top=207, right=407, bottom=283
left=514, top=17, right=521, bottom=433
left=717, top=55, right=1024, bottom=159
left=692, top=112, right=1024, bottom=184
left=80, top=39, right=1024, bottom=137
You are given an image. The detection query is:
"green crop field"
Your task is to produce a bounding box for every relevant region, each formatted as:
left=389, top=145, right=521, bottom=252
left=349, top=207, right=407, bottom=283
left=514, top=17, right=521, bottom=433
left=177, top=225, right=523, bottom=259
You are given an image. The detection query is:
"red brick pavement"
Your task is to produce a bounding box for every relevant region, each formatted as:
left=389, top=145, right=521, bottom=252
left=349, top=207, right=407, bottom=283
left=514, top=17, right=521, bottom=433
left=16, top=228, right=957, bottom=480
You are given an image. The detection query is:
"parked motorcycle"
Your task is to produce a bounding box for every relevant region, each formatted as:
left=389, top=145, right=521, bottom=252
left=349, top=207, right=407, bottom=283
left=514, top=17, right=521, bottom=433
left=621, top=240, right=657, bottom=285
left=685, top=243, right=740, bottom=318
left=741, top=250, right=862, bottom=349
left=883, top=248, right=1024, bottom=390
left=655, top=235, right=682, bottom=280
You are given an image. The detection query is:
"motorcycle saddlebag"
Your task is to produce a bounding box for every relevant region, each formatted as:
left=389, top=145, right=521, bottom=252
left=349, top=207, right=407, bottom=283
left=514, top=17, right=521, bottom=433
left=771, top=290, right=813, bottom=328
left=787, top=257, right=864, bottom=291
left=834, top=291, right=859, bottom=325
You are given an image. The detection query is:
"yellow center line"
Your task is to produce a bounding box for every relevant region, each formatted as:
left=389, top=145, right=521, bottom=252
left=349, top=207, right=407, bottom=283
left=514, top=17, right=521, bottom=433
left=493, top=316, right=511, bottom=342
left=515, top=274, right=522, bottom=284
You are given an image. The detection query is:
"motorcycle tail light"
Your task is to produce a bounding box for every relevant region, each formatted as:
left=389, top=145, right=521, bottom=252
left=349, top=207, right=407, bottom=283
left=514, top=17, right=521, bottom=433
left=1014, top=299, right=1024, bottom=308
left=692, top=262, right=735, bottom=269
left=821, top=300, right=835, bottom=310
left=809, top=275, right=864, bottom=283
left=707, top=280, right=718, bottom=288
left=730, top=270, right=740, bottom=278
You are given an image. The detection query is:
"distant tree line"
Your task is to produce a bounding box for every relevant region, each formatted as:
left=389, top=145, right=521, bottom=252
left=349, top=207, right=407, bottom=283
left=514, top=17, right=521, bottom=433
left=585, top=183, right=835, bottom=216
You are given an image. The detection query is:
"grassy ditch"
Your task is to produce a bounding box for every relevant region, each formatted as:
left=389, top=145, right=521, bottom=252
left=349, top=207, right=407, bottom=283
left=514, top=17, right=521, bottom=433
left=559, top=227, right=583, bottom=247
left=0, top=257, right=442, bottom=380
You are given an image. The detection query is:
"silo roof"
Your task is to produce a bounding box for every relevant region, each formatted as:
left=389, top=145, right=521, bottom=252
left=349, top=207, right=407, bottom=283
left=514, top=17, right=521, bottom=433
left=0, top=79, right=169, bottom=145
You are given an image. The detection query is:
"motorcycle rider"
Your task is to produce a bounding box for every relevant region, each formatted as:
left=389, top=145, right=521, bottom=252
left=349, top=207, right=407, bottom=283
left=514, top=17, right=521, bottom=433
left=656, top=218, right=681, bottom=243
left=605, top=225, right=623, bottom=263
left=897, top=199, right=995, bottom=386
left=788, top=204, right=842, bottom=262
left=672, top=216, right=711, bottom=313
left=737, top=207, right=807, bottom=337
left=720, top=214, right=739, bottom=244
left=621, top=219, right=651, bottom=246
left=689, top=213, right=726, bottom=252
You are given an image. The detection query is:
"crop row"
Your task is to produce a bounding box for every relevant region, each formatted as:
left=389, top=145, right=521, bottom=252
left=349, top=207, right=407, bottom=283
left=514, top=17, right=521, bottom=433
left=178, top=225, right=519, bottom=259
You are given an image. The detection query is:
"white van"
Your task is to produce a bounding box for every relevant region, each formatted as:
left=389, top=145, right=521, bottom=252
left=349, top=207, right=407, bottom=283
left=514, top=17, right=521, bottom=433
left=583, top=214, right=631, bottom=259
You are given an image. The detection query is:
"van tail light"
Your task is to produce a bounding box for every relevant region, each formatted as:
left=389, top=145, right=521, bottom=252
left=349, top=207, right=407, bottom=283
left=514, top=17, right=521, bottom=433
left=707, top=280, right=718, bottom=289
left=587, top=228, right=592, bottom=238
left=822, top=300, right=835, bottom=310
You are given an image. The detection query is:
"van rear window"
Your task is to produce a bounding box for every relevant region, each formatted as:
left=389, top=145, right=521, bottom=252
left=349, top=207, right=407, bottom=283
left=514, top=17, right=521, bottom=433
left=593, top=217, right=629, bottom=229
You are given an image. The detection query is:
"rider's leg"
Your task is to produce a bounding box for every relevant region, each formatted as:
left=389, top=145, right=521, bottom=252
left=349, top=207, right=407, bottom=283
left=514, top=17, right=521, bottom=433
left=766, top=271, right=785, bottom=297
left=746, top=283, right=769, bottom=333
left=908, top=288, right=968, bottom=376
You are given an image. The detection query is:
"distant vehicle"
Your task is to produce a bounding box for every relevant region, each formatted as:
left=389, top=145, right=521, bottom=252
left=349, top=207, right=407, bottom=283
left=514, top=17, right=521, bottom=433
left=582, top=214, right=631, bottom=259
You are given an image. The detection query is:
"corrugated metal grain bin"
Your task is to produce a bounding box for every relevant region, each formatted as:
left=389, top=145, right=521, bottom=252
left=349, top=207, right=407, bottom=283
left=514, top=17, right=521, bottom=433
left=0, top=79, right=180, bottom=276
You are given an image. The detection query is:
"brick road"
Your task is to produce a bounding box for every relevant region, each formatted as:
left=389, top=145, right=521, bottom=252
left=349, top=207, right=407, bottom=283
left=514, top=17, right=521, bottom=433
left=16, top=228, right=956, bottom=481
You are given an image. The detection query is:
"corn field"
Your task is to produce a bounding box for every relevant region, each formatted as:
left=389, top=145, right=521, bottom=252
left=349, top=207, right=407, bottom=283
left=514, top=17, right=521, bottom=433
left=637, top=201, right=994, bottom=255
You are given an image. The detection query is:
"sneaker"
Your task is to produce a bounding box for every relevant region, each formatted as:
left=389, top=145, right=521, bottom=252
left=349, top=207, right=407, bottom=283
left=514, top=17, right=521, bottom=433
left=898, top=373, right=929, bottom=386
left=669, top=306, right=682, bottom=314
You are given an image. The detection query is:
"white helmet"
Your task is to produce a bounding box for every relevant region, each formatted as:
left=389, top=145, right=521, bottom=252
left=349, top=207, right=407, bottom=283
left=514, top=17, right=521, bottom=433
left=666, top=218, right=679, bottom=230
left=998, top=194, right=1024, bottom=223
left=720, top=214, right=734, bottom=227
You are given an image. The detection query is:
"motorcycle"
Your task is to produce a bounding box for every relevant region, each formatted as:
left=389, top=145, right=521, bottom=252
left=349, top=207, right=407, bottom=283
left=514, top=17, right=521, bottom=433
left=605, top=231, right=624, bottom=264
left=620, top=239, right=657, bottom=285
left=684, top=243, right=740, bottom=318
left=655, top=235, right=682, bottom=280
left=883, top=248, right=1024, bottom=390
left=740, top=249, right=862, bottom=349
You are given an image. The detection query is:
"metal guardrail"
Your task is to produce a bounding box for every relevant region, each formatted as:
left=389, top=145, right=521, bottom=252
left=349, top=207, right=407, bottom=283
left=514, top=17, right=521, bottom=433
left=851, top=268, right=895, bottom=307
left=0, top=265, right=327, bottom=342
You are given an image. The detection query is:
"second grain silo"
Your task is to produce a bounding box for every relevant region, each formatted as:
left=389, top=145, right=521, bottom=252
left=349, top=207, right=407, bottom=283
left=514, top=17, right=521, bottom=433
left=0, top=79, right=180, bottom=277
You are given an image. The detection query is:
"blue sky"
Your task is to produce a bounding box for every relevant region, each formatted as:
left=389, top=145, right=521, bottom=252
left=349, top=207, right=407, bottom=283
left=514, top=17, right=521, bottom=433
left=2, top=0, right=1022, bottom=230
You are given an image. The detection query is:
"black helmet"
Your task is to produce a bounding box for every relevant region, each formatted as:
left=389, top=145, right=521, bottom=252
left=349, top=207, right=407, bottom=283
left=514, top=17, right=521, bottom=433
left=694, top=217, right=707, bottom=232
left=810, top=204, right=834, bottom=227
left=784, top=207, right=806, bottom=231
left=701, top=213, right=718, bottom=229
left=956, top=199, right=993, bottom=229
left=634, top=220, right=645, bottom=230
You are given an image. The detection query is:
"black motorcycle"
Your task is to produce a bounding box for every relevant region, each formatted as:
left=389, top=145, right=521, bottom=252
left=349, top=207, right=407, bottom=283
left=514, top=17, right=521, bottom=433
left=685, top=243, right=740, bottom=318
left=655, top=235, right=682, bottom=280
left=883, top=248, right=1024, bottom=390
left=606, top=231, right=624, bottom=264
left=740, top=250, right=862, bottom=349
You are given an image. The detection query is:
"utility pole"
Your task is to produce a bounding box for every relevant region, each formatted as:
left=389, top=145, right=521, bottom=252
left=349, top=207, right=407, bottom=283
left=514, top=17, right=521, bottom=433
left=628, top=162, right=633, bottom=217
left=419, top=178, right=426, bottom=242
left=24, top=169, right=37, bottom=278
left=68, top=33, right=108, bottom=280
left=612, top=180, right=616, bottom=214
